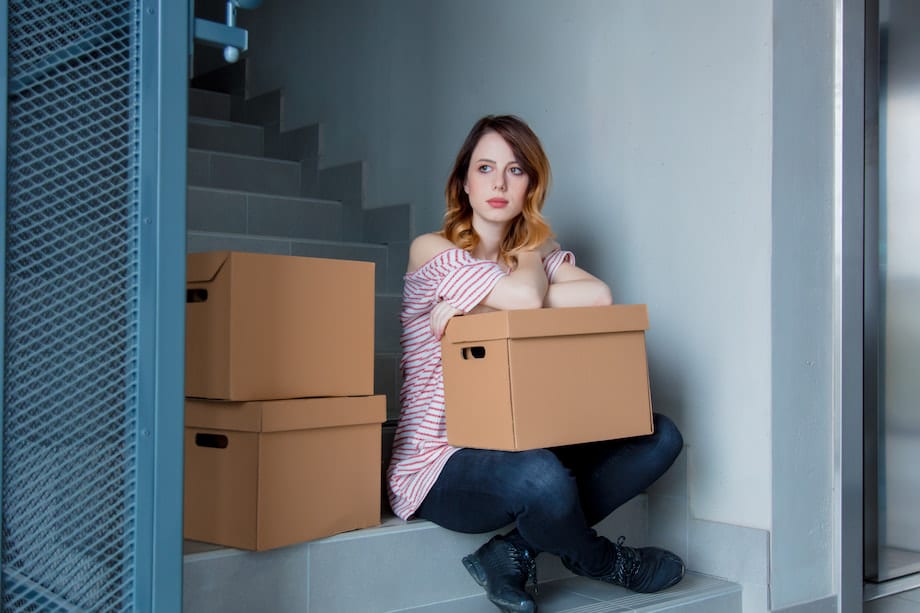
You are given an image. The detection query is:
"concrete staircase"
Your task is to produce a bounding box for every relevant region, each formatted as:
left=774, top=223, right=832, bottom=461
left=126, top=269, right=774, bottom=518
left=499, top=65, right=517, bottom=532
left=181, top=84, right=742, bottom=613
left=186, top=85, right=406, bottom=423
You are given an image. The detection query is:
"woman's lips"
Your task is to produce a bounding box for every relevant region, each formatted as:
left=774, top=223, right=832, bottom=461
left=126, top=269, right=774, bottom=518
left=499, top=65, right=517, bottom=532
left=487, top=198, right=508, bottom=208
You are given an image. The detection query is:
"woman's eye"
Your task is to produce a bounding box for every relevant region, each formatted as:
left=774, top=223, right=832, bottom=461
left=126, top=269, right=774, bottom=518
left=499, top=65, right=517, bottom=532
left=478, top=164, right=493, bottom=173
left=509, top=167, right=524, bottom=176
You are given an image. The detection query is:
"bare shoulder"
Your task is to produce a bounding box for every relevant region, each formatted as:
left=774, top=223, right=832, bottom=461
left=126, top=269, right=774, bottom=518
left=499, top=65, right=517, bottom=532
left=407, top=233, right=458, bottom=273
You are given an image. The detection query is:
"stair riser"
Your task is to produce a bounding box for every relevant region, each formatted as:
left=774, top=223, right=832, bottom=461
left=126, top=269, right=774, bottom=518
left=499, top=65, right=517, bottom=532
left=188, top=150, right=302, bottom=197
left=188, top=120, right=264, bottom=157
left=189, top=88, right=232, bottom=121
left=363, top=203, right=413, bottom=244
left=187, top=188, right=343, bottom=242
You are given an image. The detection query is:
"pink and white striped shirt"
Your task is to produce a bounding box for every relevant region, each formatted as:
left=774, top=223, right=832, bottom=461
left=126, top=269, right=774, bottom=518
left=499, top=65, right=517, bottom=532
left=386, top=246, right=574, bottom=520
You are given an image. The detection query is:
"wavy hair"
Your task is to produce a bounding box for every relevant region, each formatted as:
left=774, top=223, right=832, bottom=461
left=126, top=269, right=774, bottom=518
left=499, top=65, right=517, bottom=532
left=442, top=115, right=554, bottom=267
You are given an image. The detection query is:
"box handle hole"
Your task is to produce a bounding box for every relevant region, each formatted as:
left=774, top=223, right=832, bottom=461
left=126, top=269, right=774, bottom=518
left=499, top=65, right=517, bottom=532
left=195, top=433, right=228, bottom=449
left=187, top=288, right=208, bottom=303
left=462, top=346, right=487, bottom=360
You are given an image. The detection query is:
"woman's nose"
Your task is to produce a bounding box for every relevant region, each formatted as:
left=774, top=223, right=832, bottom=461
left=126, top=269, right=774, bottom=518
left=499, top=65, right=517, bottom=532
left=492, top=176, right=506, bottom=191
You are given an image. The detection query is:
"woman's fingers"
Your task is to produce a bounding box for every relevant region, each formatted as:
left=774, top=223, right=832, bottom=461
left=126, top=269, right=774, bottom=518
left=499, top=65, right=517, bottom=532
left=430, top=301, right=462, bottom=338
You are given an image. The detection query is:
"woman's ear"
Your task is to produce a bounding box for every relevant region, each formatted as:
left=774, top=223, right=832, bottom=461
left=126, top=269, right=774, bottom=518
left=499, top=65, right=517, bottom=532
left=463, top=181, right=469, bottom=194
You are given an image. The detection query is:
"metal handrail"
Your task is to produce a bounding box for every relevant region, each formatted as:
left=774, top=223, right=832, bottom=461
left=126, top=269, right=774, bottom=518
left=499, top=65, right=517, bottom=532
left=193, top=0, right=263, bottom=64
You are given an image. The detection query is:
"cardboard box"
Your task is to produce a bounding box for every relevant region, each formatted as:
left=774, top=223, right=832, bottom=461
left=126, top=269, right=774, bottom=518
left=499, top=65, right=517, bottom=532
left=185, top=251, right=374, bottom=400
left=184, top=395, right=386, bottom=551
left=441, top=305, right=654, bottom=451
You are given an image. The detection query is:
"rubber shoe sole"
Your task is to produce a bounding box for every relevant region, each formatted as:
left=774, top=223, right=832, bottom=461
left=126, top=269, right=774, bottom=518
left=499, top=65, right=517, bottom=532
left=462, top=554, right=537, bottom=613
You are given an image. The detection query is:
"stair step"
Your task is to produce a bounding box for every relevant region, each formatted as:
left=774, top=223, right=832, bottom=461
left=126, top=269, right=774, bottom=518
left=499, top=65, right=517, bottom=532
left=187, top=186, right=343, bottom=242
left=392, top=573, right=740, bottom=613
left=183, top=497, right=730, bottom=613
left=189, top=88, right=232, bottom=121
left=188, top=117, right=264, bottom=157
left=188, top=148, right=302, bottom=197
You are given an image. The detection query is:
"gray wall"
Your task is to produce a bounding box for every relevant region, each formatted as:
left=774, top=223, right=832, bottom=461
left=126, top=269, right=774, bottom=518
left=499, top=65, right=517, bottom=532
left=771, top=0, right=836, bottom=609
left=241, top=1, right=840, bottom=609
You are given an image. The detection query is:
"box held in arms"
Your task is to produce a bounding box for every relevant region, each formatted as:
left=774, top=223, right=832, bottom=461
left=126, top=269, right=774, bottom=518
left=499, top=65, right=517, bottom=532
left=185, top=251, right=374, bottom=401
left=441, top=305, right=654, bottom=451
left=184, top=395, right=386, bottom=551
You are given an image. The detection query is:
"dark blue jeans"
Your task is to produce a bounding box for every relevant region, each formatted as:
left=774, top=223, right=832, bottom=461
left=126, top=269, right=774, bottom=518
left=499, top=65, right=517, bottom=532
left=415, top=413, right=682, bottom=577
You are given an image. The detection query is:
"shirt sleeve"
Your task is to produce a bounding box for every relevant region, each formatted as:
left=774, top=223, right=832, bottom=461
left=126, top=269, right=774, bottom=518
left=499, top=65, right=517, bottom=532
left=433, top=249, right=506, bottom=312
left=543, top=249, right=576, bottom=283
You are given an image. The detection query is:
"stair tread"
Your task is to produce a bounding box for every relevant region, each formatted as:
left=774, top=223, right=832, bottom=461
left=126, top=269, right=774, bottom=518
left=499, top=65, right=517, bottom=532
left=190, top=87, right=232, bottom=97
left=187, top=229, right=391, bottom=250
left=184, top=515, right=420, bottom=558
left=188, top=116, right=261, bottom=129
left=188, top=147, right=301, bottom=166
left=388, top=573, right=740, bottom=613
left=188, top=184, right=341, bottom=207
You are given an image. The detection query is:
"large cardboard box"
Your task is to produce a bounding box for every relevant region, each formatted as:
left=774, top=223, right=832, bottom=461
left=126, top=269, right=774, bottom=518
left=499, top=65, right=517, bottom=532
left=185, top=251, right=374, bottom=400
left=184, top=395, right=386, bottom=551
left=441, top=305, right=654, bottom=451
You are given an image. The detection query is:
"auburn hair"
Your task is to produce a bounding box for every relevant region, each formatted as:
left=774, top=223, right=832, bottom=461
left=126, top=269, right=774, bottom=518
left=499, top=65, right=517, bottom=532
left=442, top=115, right=554, bottom=267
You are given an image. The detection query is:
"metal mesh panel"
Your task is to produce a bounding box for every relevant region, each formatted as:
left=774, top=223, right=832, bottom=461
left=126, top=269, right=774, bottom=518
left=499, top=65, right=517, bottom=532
left=4, top=1, right=140, bottom=610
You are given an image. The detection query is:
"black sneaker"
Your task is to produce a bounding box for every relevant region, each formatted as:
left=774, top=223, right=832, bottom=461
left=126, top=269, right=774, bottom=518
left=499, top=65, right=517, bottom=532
left=462, top=535, right=538, bottom=613
left=566, top=536, right=685, bottom=594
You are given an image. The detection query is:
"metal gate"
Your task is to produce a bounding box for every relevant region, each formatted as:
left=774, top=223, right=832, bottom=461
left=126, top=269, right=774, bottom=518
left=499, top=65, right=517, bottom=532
left=2, top=1, right=186, bottom=611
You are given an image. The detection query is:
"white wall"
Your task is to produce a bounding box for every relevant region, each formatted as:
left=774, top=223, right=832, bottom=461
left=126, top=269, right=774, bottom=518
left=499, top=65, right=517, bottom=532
left=770, top=0, right=836, bottom=607
left=433, top=1, right=775, bottom=531
left=241, top=0, right=436, bottom=220
left=243, top=0, right=774, bottom=530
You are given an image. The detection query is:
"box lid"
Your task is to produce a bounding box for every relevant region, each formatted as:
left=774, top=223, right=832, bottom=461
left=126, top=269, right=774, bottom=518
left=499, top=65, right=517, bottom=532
left=443, top=304, right=649, bottom=344
left=187, top=251, right=231, bottom=284
left=185, top=396, right=386, bottom=432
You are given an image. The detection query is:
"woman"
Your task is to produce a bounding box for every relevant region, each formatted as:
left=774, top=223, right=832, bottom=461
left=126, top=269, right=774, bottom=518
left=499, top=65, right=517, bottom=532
left=386, top=115, right=684, bottom=613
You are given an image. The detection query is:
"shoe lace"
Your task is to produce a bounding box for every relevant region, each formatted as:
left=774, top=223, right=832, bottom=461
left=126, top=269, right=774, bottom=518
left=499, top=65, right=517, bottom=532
left=508, top=545, right=539, bottom=594
left=611, top=536, right=642, bottom=588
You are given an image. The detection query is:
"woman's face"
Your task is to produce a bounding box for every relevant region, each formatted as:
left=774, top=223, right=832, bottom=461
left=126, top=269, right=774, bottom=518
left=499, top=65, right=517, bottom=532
left=463, top=131, right=529, bottom=231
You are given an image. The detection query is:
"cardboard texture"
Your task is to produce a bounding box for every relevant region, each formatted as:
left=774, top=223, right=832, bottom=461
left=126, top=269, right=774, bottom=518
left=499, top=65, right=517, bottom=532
left=441, top=305, right=654, bottom=451
left=185, top=251, right=374, bottom=400
left=184, top=395, right=386, bottom=551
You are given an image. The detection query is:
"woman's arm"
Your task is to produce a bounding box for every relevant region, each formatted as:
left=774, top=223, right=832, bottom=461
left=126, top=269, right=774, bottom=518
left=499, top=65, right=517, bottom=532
left=543, top=262, right=613, bottom=308
left=409, top=233, right=550, bottom=311
left=429, top=254, right=546, bottom=337
left=481, top=251, right=547, bottom=310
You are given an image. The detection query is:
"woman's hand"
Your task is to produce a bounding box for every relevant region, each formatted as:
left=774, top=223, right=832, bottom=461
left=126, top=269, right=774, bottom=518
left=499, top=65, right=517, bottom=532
left=430, top=300, right=464, bottom=339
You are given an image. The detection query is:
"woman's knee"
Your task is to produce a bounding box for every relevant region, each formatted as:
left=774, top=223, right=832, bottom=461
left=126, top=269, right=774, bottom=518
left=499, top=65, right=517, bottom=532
left=509, top=449, right=579, bottom=508
left=652, top=413, right=683, bottom=461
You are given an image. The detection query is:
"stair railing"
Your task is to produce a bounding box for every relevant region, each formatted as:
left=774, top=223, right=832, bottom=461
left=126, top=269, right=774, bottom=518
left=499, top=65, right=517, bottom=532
left=193, top=0, right=262, bottom=64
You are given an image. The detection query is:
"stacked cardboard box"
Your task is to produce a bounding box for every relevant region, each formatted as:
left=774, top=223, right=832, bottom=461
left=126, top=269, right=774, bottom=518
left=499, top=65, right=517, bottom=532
left=441, top=304, right=655, bottom=451
left=183, top=251, right=385, bottom=551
